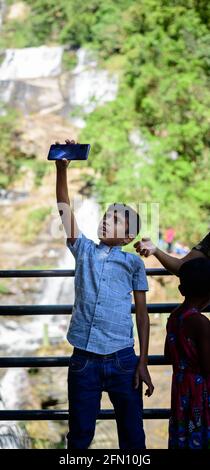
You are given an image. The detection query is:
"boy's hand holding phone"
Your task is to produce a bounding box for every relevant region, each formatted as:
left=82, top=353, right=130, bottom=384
left=55, top=139, right=74, bottom=169
left=48, top=138, right=90, bottom=162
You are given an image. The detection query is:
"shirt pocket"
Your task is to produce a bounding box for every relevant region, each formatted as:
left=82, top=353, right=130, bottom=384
left=109, top=274, right=132, bottom=297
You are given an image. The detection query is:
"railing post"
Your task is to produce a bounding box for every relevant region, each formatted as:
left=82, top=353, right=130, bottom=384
left=43, top=323, right=49, bottom=348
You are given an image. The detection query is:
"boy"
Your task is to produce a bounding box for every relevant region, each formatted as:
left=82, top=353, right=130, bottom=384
left=56, top=139, right=154, bottom=450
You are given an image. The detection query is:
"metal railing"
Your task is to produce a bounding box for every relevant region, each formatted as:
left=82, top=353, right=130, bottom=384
left=0, top=268, right=209, bottom=422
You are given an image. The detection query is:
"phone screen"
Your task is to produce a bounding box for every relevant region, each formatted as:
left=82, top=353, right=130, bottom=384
left=47, top=144, right=90, bottom=160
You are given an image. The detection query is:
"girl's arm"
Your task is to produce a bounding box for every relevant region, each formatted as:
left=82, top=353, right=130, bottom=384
left=134, top=239, right=206, bottom=275
left=196, top=316, right=210, bottom=376
left=164, top=336, right=171, bottom=361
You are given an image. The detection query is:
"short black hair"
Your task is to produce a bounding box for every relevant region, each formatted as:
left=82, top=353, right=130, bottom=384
left=179, top=257, right=210, bottom=298
left=106, top=203, right=140, bottom=238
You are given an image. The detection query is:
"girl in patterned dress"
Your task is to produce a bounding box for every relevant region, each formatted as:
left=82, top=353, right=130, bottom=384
left=164, top=257, right=210, bottom=448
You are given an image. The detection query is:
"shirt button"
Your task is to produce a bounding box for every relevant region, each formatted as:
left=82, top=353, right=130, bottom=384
left=97, top=301, right=100, bottom=304
left=102, top=278, right=105, bottom=281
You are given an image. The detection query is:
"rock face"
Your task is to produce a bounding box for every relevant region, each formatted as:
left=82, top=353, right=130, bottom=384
left=0, top=46, right=65, bottom=115
left=0, top=46, right=118, bottom=125
left=69, top=48, right=119, bottom=114
left=0, top=46, right=63, bottom=80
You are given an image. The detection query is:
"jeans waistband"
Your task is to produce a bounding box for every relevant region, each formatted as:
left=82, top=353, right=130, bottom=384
left=73, top=346, right=134, bottom=359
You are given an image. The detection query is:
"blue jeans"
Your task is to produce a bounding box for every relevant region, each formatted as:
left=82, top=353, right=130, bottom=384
left=67, top=346, right=145, bottom=449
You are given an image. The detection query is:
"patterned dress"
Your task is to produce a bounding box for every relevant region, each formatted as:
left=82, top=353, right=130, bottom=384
left=165, top=307, right=210, bottom=449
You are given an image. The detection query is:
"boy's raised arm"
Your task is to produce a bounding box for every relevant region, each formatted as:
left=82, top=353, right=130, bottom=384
left=55, top=139, right=80, bottom=245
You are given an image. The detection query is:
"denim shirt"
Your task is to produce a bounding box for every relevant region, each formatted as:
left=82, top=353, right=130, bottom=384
left=66, top=232, right=149, bottom=354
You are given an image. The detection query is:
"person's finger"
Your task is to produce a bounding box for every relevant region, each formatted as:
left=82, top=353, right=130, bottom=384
left=142, top=248, right=150, bottom=254
left=139, top=242, right=148, bottom=249
left=55, top=141, right=60, bottom=144
left=70, top=139, right=75, bottom=144
left=134, top=242, right=140, bottom=248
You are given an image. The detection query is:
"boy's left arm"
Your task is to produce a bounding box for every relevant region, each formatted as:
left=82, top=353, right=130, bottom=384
left=133, top=290, right=154, bottom=397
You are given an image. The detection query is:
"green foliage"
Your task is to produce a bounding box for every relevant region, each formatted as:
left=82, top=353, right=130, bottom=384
left=0, top=109, right=30, bottom=188
left=34, top=161, right=47, bottom=187
left=80, top=0, right=210, bottom=244
left=1, top=0, right=210, bottom=244
left=62, top=50, right=77, bottom=71
left=0, top=281, right=11, bottom=295
left=1, top=0, right=133, bottom=54
left=22, top=207, right=51, bottom=243
left=27, top=207, right=51, bottom=223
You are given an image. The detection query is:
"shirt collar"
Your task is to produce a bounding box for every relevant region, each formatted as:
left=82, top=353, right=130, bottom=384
left=98, top=241, right=122, bottom=252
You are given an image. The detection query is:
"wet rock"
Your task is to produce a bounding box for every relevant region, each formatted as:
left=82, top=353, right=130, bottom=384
left=69, top=48, right=119, bottom=115
left=0, top=368, right=39, bottom=410
left=0, top=46, right=63, bottom=80
left=0, top=46, right=118, bottom=124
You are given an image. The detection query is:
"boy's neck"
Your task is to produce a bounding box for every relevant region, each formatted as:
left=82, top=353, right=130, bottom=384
left=99, top=239, right=124, bottom=248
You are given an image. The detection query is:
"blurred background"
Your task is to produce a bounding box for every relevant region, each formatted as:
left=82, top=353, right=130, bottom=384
left=0, top=0, right=209, bottom=449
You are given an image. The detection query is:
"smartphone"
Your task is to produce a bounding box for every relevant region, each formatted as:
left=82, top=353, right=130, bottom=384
left=47, top=143, right=91, bottom=161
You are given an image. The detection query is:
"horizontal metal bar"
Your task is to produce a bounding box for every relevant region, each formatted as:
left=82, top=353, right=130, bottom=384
left=0, top=303, right=178, bottom=315
left=0, top=409, right=170, bottom=421
left=1, top=303, right=209, bottom=315
left=0, top=305, right=73, bottom=315
left=0, top=268, right=170, bottom=278
left=0, top=269, right=75, bottom=278
left=0, top=355, right=171, bottom=368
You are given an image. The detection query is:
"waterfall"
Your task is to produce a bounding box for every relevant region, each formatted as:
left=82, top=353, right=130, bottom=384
left=0, top=197, right=101, bottom=447
left=0, top=46, right=118, bottom=120
left=0, top=369, right=31, bottom=449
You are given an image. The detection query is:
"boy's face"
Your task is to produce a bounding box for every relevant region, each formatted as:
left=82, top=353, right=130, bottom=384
left=97, top=208, right=135, bottom=246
